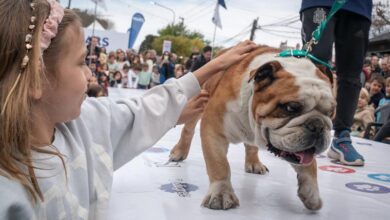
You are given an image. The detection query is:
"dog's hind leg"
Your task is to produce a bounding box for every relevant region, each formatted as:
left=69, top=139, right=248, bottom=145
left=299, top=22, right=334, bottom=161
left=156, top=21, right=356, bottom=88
left=244, top=144, right=269, bottom=174
left=291, top=159, right=322, bottom=211
left=169, top=115, right=201, bottom=162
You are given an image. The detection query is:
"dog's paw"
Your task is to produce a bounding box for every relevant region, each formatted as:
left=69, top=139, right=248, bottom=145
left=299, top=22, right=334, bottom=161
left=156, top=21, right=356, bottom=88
left=169, top=144, right=189, bottom=162
left=245, top=161, right=269, bottom=175
left=298, top=181, right=322, bottom=210
left=201, top=181, right=240, bottom=210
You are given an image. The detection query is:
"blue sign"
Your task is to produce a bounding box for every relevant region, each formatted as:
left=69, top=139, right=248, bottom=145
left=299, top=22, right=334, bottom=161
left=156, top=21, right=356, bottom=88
left=128, top=13, right=145, bottom=49
left=345, top=182, right=390, bottom=194
left=368, top=174, right=390, bottom=183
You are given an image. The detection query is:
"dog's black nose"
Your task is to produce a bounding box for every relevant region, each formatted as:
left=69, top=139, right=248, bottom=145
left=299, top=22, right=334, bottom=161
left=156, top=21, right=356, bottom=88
left=304, top=118, right=324, bottom=134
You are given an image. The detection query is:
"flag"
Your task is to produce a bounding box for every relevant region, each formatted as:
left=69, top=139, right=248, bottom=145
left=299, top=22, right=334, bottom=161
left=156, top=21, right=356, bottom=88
left=212, top=0, right=227, bottom=29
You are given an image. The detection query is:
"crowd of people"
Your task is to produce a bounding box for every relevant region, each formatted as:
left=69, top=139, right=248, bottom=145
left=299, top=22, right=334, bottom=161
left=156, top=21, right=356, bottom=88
left=351, top=54, right=390, bottom=142
left=85, top=36, right=212, bottom=97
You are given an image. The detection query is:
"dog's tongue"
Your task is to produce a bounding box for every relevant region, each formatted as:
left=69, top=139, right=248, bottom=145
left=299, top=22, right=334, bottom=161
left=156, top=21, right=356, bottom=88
left=293, top=151, right=314, bottom=165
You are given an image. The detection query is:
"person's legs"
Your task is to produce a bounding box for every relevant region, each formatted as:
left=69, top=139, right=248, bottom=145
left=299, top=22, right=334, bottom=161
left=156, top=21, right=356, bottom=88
left=301, top=7, right=334, bottom=62
left=328, top=11, right=371, bottom=166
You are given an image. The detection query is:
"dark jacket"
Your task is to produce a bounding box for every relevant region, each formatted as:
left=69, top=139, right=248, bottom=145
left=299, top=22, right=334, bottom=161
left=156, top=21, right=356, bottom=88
left=190, top=55, right=209, bottom=72
left=301, top=0, right=373, bottom=21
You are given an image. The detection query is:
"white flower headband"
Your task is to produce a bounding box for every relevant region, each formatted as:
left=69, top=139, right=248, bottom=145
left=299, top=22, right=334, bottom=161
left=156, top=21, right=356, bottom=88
left=1, top=0, right=64, bottom=115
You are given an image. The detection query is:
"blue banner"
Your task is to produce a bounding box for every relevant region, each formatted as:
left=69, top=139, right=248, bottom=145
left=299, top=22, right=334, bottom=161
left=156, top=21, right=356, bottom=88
left=128, top=13, right=145, bottom=49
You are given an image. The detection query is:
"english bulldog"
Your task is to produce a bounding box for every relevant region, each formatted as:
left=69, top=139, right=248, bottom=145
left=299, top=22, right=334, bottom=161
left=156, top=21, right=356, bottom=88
left=170, top=45, right=335, bottom=211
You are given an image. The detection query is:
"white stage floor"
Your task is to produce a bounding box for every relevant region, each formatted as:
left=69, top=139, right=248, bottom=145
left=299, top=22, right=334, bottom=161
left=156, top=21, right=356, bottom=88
left=107, top=88, right=390, bottom=220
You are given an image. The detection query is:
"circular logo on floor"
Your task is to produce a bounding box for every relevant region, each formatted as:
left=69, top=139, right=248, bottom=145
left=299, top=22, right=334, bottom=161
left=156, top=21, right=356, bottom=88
left=146, top=147, right=170, bottom=153
left=160, top=179, right=199, bottom=197
left=368, top=174, right=390, bottom=183
left=345, top=182, right=390, bottom=194
left=319, top=165, right=355, bottom=174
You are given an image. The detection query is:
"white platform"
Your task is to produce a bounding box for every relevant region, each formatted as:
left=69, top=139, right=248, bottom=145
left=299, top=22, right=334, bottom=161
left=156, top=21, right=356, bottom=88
left=107, top=89, right=390, bottom=220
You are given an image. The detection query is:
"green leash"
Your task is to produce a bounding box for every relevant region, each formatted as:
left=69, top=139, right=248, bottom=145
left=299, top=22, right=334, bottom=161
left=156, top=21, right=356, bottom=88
left=278, top=0, right=348, bottom=70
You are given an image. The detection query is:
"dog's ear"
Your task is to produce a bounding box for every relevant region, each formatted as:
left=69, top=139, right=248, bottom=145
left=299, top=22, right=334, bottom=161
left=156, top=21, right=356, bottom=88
left=249, top=61, right=282, bottom=90
left=316, top=64, right=334, bottom=86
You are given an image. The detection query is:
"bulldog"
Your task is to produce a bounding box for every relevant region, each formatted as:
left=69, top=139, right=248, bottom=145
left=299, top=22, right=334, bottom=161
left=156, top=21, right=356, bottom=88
left=169, top=45, right=335, bottom=211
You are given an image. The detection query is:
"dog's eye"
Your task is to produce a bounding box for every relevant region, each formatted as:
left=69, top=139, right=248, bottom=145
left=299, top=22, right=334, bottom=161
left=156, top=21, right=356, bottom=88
left=280, top=102, right=302, bottom=114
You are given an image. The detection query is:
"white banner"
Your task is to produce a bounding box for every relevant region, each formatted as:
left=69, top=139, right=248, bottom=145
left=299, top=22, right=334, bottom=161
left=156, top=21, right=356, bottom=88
left=83, top=28, right=130, bottom=52
left=162, top=40, right=172, bottom=53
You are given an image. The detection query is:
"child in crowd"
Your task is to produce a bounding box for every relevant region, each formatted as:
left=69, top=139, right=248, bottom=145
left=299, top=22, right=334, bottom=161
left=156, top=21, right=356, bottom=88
left=175, top=64, right=185, bottom=78
left=376, top=77, right=390, bottom=123
left=351, top=88, right=375, bottom=137
left=116, top=49, right=130, bottom=70
left=110, top=71, right=122, bottom=88
left=137, top=63, right=152, bottom=89
left=0, top=0, right=256, bottom=219
left=87, top=84, right=106, bottom=97
left=120, top=64, right=130, bottom=88
left=151, top=65, right=161, bottom=87
left=88, top=75, right=99, bottom=86
left=107, top=51, right=120, bottom=73
left=127, top=65, right=141, bottom=89
left=369, top=74, right=385, bottom=109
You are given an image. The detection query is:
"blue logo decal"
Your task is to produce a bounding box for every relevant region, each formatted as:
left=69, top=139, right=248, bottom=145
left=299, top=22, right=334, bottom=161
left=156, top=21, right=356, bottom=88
left=368, top=174, right=390, bottom=183
left=160, top=179, right=199, bottom=197
left=345, top=182, right=390, bottom=194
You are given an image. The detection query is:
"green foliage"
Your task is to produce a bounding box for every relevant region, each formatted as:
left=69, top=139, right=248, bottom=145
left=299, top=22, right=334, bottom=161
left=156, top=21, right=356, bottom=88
left=138, top=22, right=207, bottom=56
left=139, top=35, right=157, bottom=52
left=152, top=35, right=204, bottom=57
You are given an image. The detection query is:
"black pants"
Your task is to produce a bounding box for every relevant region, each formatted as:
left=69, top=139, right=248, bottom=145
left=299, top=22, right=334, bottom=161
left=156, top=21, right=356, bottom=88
left=301, top=8, right=371, bottom=134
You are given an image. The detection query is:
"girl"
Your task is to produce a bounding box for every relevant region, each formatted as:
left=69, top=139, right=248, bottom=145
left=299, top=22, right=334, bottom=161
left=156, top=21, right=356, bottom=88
left=0, top=0, right=256, bottom=219
left=351, top=88, right=374, bottom=137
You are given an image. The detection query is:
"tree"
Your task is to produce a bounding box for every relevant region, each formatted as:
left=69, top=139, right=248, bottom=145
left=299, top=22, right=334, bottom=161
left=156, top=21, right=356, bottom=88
left=372, top=0, right=390, bottom=36
left=142, top=22, right=207, bottom=57
left=139, top=35, right=157, bottom=53
left=152, top=36, right=205, bottom=56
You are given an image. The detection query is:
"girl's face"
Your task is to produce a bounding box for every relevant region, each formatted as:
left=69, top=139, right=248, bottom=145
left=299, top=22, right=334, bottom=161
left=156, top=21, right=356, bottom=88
left=41, top=25, right=92, bottom=123
left=370, top=80, right=383, bottom=95
left=358, top=93, right=368, bottom=108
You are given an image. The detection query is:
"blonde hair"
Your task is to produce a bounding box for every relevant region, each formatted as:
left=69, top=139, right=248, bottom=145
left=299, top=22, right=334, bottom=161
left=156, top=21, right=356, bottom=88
left=0, top=0, right=81, bottom=202
left=359, top=88, right=370, bottom=103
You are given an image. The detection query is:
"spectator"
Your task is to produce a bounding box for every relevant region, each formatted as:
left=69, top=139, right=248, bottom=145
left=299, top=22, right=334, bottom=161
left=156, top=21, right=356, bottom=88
left=86, top=36, right=100, bottom=65
left=190, top=45, right=212, bottom=72
left=159, top=52, right=175, bottom=84
left=300, top=0, right=372, bottom=166
left=137, top=63, right=152, bottom=89
left=369, top=75, right=385, bottom=109
left=371, top=55, right=382, bottom=74
left=116, top=49, right=130, bottom=70
left=185, top=52, right=200, bottom=72
left=87, top=84, right=105, bottom=97
left=127, top=65, right=141, bottom=89
left=107, top=52, right=120, bottom=73
left=351, top=88, right=374, bottom=137
left=151, top=65, right=161, bottom=88
left=376, top=77, right=390, bottom=123
left=175, top=64, right=185, bottom=78
left=110, top=71, right=122, bottom=88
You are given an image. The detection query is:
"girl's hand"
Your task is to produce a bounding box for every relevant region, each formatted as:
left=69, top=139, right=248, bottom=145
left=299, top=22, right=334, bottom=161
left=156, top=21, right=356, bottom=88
left=210, top=40, right=257, bottom=71
left=192, top=40, right=257, bottom=85
left=177, top=90, right=209, bottom=125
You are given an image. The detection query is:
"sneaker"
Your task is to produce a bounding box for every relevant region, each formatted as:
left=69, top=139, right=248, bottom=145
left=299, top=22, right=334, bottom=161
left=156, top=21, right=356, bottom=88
left=327, top=130, right=365, bottom=166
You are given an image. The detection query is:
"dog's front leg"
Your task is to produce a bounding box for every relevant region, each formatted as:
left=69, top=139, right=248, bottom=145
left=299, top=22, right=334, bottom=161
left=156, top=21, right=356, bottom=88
left=200, top=119, right=239, bottom=210
left=291, top=159, right=322, bottom=210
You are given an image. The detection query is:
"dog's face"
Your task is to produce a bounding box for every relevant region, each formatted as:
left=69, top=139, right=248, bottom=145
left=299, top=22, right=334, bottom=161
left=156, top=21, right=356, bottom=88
left=248, top=55, right=335, bottom=165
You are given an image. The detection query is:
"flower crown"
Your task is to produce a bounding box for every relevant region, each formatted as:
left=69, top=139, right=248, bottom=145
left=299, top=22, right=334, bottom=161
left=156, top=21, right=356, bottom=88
left=1, top=0, right=64, bottom=115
